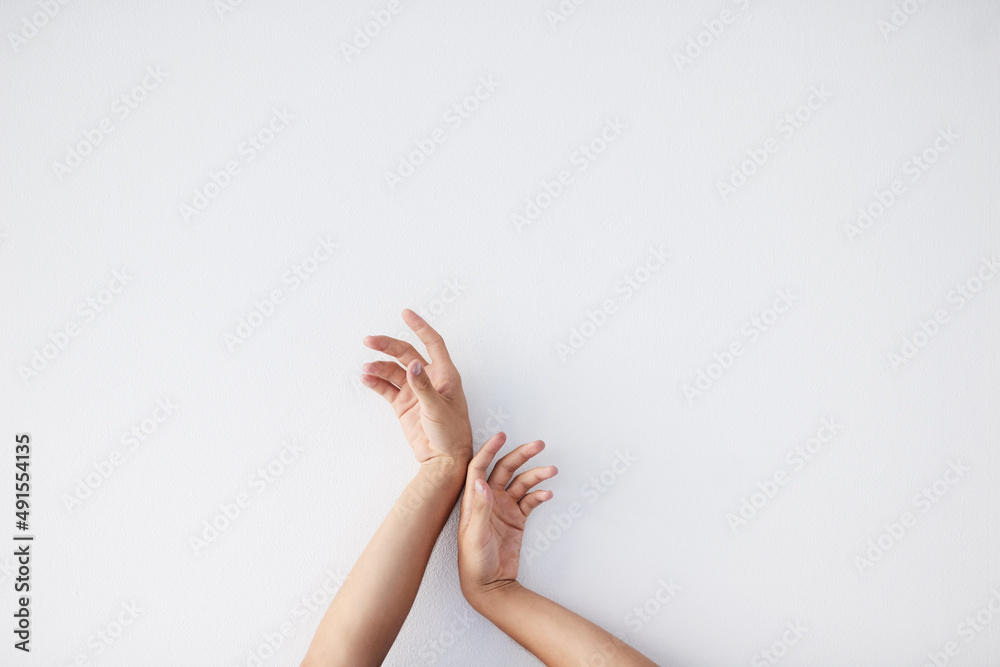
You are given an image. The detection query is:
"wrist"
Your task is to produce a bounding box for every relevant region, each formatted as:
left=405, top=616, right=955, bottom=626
left=417, top=455, right=469, bottom=487
left=394, top=457, right=466, bottom=520
left=464, top=579, right=523, bottom=614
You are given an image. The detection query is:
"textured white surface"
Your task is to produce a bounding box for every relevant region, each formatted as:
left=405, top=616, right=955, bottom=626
left=1, top=1, right=999, bottom=665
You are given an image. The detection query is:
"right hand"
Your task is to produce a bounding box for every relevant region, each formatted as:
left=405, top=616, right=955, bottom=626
left=457, top=432, right=558, bottom=600
left=361, top=309, right=473, bottom=467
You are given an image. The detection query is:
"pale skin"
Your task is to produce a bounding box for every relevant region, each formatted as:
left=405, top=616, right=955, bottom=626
left=301, top=309, right=655, bottom=666
left=301, top=309, right=473, bottom=667
left=458, top=432, right=658, bottom=667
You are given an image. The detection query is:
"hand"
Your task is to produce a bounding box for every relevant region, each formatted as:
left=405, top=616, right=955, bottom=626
left=361, top=309, right=473, bottom=466
left=458, top=432, right=558, bottom=601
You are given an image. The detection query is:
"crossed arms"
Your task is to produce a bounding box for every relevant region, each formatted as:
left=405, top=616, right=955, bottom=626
left=300, top=310, right=656, bottom=667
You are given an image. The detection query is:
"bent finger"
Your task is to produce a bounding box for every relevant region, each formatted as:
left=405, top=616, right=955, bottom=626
left=360, top=374, right=399, bottom=404
left=488, top=440, right=545, bottom=491
left=507, top=465, right=558, bottom=500
left=518, top=489, right=554, bottom=518
left=363, top=334, right=428, bottom=368
left=362, top=360, right=407, bottom=389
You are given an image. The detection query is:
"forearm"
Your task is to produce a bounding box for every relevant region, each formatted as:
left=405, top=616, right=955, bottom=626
left=469, top=582, right=657, bottom=667
left=302, top=458, right=467, bottom=667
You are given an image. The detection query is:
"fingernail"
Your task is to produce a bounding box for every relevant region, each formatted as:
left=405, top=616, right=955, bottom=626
left=475, top=479, right=486, bottom=495
left=362, top=363, right=375, bottom=373
left=412, top=361, right=422, bottom=375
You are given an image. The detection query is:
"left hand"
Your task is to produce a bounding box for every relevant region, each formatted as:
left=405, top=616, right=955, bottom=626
left=361, top=309, right=473, bottom=466
left=457, top=432, right=558, bottom=600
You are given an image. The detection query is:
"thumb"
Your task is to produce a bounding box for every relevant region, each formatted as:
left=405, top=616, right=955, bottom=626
left=468, top=479, right=494, bottom=536
left=406, top=359, right=442, bottom=405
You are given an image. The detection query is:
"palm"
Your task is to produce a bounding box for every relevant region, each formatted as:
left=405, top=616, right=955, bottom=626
left=459, top=434, right=556, bottom=595
left=482, top=491, right=528, bottom=583
left=388, top=366, right=463, bottom=463
left=360, top=310, right=471, bottom=465
left=388, top=383, right=425, bottom=455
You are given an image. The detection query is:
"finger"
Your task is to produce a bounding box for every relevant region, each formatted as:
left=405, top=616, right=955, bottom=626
left=487, top=440, right=545, bottom=491
left=361, top=361, right=407, bottom=389
left=363, top=334, right=428, bottom=368
left=468, top=432, right=507, bottom=482
left=360, top=374, right=399, bottom=403
left=518, top=489, right=554, bottom=518
left=405, top=359, right=443, bottom=406
left=507, top=465, right=558, bottom=500
left=402, top=308, right=453, bottom=367
left=465, top=478, right=494, bottom=540
left=461, top=432, right=506, bottom=528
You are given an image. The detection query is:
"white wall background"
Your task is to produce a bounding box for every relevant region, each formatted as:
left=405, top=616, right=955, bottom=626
left=1, top=1, right=999, bottom=665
